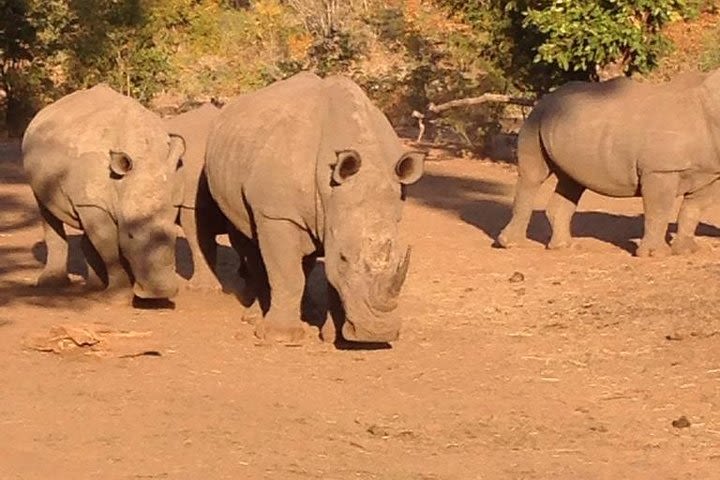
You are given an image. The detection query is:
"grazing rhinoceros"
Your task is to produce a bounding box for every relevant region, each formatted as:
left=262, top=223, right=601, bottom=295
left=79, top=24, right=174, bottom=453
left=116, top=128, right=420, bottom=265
left=23, top=84, right=186, bottom=299
left=498, top=70, right=720, bottom=257
left=163, top=103, right=227, bottom=289
left=205, top=72, right=425, bottom=343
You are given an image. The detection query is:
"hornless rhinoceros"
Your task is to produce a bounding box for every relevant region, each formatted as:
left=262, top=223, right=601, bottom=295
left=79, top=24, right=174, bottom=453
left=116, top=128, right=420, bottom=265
left=163, top=103, right=227, bottom=289
left=23, top=84, right=186, bottom=299
left=498, top=70, right=720, bottom=257
left=205, top=72, right=425, bottom=343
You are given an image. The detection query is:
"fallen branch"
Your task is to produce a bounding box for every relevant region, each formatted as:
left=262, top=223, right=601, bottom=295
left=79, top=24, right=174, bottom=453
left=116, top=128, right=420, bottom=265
left=429, top=93, right=535, bottom=114
left=412, top=93, right=536, bottom=143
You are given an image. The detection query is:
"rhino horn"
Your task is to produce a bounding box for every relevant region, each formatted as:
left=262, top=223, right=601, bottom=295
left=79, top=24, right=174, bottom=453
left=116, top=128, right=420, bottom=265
left=370, top=247, right=411, bottom=313
left=389, top=246, right=411, bottom=298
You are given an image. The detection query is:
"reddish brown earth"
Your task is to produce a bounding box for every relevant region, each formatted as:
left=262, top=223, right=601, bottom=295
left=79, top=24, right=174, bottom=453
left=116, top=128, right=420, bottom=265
left=2, top=140, right=720, bottom=479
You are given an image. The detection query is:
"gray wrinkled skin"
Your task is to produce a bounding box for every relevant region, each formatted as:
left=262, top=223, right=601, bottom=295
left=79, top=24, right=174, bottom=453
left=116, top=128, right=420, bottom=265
left=164, top=104, right=228, bottom=289
left=205, top=72, right=425, bottom=343
left=23, top=84, right=185, bottom=299
left=499, top=69, right=720, bottom=257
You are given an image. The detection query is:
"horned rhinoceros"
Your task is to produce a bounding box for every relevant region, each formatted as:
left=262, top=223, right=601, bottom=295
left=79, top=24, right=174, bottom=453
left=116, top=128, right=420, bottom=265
left=163, top=103, right=227, bottom=289
left=205, top=72, right=425, bottom=343
left=498, top=70, right=720, bottom=257
left=23, top=84, right=185, bottom=299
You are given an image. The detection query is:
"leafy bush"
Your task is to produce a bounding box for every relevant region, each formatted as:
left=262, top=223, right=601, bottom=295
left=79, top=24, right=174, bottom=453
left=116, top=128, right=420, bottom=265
left=440, top=0, right=701, bottom=91
left=0, top=0, right=716, bottom=145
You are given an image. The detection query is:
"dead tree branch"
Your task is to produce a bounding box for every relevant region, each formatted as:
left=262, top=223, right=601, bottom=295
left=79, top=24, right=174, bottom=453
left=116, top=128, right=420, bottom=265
left=412, top=93, right=536, bottom=143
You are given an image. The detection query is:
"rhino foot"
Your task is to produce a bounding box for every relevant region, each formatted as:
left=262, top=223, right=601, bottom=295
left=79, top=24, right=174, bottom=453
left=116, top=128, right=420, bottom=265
left=547, top=238, right=574, bottom=250
left=671, top=236, right=701, bottom=255
left=636, top=242, right=671, bottom=258
left=36, top=272, right=71, bottom=288
left=241, top=304, right=262, bottom=324
left=496, top=230, right=533, bottom=249
left=254, top=317, right=316, bottom=345
left=87, top=288, right=134, bottom=306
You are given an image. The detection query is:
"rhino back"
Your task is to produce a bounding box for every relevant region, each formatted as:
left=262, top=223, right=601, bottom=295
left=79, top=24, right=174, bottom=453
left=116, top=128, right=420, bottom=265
left=538, top=77, right=713, bottom=196
left=321, top=75, right=404, bottom=168
left=164, top=104, right=221, bottom=208
left=23, top=85, right=170, bottom=214
left=205, top=73, right=328, bottom=235
left=24, top=85, right=166, bottom=162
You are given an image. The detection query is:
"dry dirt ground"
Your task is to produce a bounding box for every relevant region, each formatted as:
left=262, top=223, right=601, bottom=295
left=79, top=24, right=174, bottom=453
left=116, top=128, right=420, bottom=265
left=2, top=139, right=720, bottom=480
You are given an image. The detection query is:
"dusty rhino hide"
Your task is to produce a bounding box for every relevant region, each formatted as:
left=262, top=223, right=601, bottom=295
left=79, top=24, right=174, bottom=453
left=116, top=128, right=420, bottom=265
left=163, top=103, right=229, bottom=290
left=499, top=70, right=720, bottom=257
left=205, top=72, right=425, bottom=343
left=22, top=84, right=185, bottom=300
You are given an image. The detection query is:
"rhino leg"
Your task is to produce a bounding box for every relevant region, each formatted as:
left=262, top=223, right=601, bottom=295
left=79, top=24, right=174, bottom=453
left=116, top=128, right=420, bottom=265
left=636, top=172, right=679, bottom=257
left=35, top=201, right=70, bottom=288
left=321, top=285, right=343, bottom=344
left=80, top=234, right=106, bottom=290
left=180, top=207, right=220, bottom=290
left=254, top=219, right=314, bottom=344
left=227, top=226, right=267, bottom=310
left=546, top=172, right=585, bottom=250
left=76, top=207, right=132, bottom=295
left=498, top=124, right=551, bottom=248
left=672, top=179, right=720, bottom=255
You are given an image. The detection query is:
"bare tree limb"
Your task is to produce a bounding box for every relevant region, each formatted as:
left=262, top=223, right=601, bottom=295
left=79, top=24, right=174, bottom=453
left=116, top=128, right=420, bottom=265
left=411, top=93, right=536, bottom=143
left=428, top=93, right=535, bottom=114
left=411, top=110, right=426, bottom=143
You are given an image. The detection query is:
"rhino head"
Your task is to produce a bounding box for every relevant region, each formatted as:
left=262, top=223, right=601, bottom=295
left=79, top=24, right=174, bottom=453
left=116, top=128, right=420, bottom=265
left=109, top=133, right=185, bottom=299
left=322, top=149, right=425, bottom=342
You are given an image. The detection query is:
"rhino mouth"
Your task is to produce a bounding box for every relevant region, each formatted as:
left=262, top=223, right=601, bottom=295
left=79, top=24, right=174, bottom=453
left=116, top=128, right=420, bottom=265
left=133, top=279, right=179, bottom=299
left=342, top=316, right=401, bottom=343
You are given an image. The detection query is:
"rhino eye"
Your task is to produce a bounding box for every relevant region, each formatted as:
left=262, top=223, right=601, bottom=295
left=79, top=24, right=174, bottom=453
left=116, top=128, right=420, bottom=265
left=339, top=253, right=349, bottom=263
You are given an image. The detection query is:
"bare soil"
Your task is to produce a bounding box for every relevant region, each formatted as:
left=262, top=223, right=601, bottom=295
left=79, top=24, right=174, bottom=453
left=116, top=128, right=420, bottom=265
left=2, top=140, right=720, bottom=480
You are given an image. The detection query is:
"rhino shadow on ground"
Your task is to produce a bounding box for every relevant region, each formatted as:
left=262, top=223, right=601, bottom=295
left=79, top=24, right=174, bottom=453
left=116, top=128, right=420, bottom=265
left=1, top=241, right=110, bottom=310
left=408, top=171, right=720, bottom=254
left=0, top=141, right=26, bottom=185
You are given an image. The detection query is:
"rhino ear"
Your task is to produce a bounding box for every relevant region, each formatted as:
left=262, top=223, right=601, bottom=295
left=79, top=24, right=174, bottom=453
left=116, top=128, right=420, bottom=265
left=109, top=151, right=133, bottom=177
left=168, top=133, right=186, bottom=169
left=332, top=150, right=362, bottom=185
left=395, top=151, right=426, bottom=185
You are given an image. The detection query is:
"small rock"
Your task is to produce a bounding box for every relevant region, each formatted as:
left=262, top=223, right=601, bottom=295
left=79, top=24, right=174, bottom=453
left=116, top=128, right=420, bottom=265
left=509, top=271, right=525, bottom=283
left=366, top=424, right=390, bottom=437
left=672, top=416, right=691, bottom=429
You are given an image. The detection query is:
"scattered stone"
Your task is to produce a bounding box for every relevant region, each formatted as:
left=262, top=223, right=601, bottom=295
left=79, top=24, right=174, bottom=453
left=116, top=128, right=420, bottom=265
left=366, top=424, right=390, bottom=437
left=509, top=271, right=525, bottom=283
left=672, top=416, right=691, bottom=429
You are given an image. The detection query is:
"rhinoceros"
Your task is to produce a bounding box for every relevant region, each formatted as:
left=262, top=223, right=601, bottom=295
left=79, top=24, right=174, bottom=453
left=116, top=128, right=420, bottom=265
left=23, top=84, right=185, bottom=299
left=163, top=103, right=227, bottom=289
left=498, top=70, right=720, bottom=256
left=205, top=72, right=425, bottom=343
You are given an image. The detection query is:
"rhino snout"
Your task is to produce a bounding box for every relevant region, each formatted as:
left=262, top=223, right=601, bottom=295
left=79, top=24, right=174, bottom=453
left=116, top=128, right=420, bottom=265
left=342, top=317, right=401, bottom=343
left=133, top=277, right=179, bottom=299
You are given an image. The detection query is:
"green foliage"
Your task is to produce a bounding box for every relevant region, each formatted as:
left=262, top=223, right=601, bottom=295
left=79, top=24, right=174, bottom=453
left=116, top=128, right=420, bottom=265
left=522, top=0, right=693, bottom=77
left=700, top=20, right=720, bottom=70
left=0, top=0, right=74, bottom=134
left=0, top=0, right=717, bottom=143
left=64, top=0, right=174, bottom=102
left=440, top=0, right=701, bottom=91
